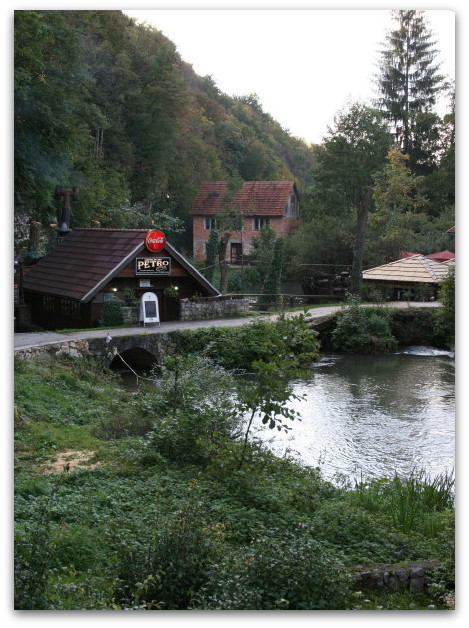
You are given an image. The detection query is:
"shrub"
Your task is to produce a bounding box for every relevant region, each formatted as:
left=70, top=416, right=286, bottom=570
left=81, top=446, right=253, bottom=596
left=331, top=297, right=398, bottom=353
left=135, top=356, right=240, bottom=464
left=437, top=267, right=455, bottom=345
left=169, top=317, right=320, bottom=371
left=388, top=308, right=449, bottom=348
left=114, top=498, right=218, bottom=610
left=192, top=527, right=352, bottom=610
left=101, top=296, right=124, bottom=326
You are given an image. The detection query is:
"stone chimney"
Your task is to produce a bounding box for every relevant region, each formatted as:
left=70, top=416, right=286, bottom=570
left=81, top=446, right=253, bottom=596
left=55, top=186, right=79, bottom=238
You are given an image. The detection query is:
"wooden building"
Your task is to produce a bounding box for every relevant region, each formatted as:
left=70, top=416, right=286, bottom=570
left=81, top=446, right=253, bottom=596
left=23, top=228, right=219, bottom=329
left=190, top=181, right=300, bottom=261
left=362, top=254, right=450, bottom=300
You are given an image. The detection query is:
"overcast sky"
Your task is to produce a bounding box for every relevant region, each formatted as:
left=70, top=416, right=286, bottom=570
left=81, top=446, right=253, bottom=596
left=124, top=6, right=455, bottom=145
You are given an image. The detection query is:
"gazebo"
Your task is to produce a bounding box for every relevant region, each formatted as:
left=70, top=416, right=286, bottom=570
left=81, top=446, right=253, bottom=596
left=362, top=254, right=450, bottom=300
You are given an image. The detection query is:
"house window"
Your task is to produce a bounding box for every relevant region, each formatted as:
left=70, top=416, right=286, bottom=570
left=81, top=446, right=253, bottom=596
left=253, top=217, right=270, bottom=231
left=204, top=217, right=218, bottom=230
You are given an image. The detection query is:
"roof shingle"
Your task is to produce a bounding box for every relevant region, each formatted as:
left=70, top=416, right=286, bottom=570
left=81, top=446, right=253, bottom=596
left=23, top=229, right=219, bottom=301
left=363, top=254, right=450, bottom=284
left=190, top=181, right=297, bottom=216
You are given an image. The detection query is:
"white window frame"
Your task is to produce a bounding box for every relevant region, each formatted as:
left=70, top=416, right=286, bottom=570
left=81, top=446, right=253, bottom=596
left=204, top=216, right=218, bottom=230
left=253, top=216, right=270, bottom=231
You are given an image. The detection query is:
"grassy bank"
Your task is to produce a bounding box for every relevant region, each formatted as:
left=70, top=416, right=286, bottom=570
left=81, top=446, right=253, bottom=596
left=14, top=318, right=455, bottom=610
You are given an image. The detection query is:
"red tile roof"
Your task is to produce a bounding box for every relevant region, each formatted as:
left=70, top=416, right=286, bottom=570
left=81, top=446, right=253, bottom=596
left=190, top=181, right=297, bottom=216
left=425, top=250, right=456, bottom=262
left=23, top=229, right=219, bottom=302
left=399, top=250, right=419, bottom=258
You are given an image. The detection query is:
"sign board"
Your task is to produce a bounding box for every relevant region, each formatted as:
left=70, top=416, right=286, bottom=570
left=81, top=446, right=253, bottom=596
left=140, top=291, right=160, bottom=326
left=145, top=230, right=166, bottom=253
left=136, top=257, right=171, bottom=275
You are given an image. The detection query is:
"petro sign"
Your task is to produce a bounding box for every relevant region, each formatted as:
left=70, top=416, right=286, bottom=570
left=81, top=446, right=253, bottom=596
left=145, top=230, right=166, bottom=253
left=136, top=257, right=171, bottom=275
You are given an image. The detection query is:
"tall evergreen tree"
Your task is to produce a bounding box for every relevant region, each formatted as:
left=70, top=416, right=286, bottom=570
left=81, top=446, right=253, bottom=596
left=375, top=10, right=446, bottom=175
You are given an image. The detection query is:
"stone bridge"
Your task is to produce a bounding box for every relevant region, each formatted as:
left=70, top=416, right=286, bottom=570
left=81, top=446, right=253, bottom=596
left=14, top=330, right=176, bottom=373
left=14, top=302, right=441, bottom=373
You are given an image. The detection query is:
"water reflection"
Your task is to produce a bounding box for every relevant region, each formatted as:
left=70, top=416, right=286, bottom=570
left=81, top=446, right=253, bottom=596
left=262, top=350, right=455, bottom=483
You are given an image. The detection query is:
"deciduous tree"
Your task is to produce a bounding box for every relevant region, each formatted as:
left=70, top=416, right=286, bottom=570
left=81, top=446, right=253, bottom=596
left=312, top=102, right=392, bottom=293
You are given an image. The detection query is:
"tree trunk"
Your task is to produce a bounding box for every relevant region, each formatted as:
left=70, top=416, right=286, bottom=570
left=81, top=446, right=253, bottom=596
left=350, top=187, right=370, bottom=294
left=218, top=232, right=231, bottom=294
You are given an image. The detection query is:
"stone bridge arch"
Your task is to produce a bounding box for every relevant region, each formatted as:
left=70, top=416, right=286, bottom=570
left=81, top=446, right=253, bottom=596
left=109, top=346, right=157, bottom=374
left=15, top=330, right=174, bottom=368
left=105, top=333, right=170, bottom=373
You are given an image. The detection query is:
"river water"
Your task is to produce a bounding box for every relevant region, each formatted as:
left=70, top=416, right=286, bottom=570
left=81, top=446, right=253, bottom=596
left=256, top=347, right=455, bottom=483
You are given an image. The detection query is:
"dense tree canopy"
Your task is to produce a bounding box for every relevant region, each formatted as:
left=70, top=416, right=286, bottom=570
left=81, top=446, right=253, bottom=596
left=14, top=10, right=316, bottom=255
left=14, top=9, right=455, bottom=287
left=305, top=102, right=393, bottom=292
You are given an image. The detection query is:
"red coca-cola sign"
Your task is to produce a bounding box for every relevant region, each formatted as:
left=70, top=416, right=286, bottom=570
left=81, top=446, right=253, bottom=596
left=145, top=230, right=166, bottom=253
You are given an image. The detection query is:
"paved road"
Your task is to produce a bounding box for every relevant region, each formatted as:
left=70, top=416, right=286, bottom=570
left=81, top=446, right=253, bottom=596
left=13, top=301, right=441, bottom=350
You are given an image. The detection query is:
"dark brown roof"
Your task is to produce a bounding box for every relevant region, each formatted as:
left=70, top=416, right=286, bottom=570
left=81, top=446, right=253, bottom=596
left=190, top=181, right=297, bottom=216
left=23, top=229, right=219, bottom=302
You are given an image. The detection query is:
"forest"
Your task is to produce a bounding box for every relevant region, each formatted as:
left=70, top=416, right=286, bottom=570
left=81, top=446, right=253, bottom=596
left=14, top=9, right=455, bottom=289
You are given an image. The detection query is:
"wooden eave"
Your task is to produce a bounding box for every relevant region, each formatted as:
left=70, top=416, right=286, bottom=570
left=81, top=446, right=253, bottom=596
left=23, top=229, right=220, bottom=303
left=362, top=254, right=449, bottom=284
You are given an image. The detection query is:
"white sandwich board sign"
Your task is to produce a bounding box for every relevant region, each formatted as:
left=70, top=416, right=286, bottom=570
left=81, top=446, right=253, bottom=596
left=140, top=291, right=160, bottom=326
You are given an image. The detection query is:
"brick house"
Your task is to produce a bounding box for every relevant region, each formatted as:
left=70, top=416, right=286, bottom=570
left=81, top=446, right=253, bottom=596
left=189, top=181, right=300, bottom=261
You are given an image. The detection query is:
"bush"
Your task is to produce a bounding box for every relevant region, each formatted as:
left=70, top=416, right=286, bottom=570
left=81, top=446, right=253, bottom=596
left=134, top=356, right=240, bottom=464
left=192, top=527, right=352, bottom=610
left=331, top=297, right=397, bottom=353
left=114, top=498, right=218, bottom=610
left=437, top=267, right=455, bottom=345
left=101, top=296, right=124, bottom=326
left=173, top=316, right=320, bottom=370
left=388, top=308, right=449, bottom=348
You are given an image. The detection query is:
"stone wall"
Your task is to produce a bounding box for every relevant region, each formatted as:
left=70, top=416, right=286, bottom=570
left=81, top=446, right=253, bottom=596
left=15, top=339, right=99, bottom=363
left=179, top=297, right=250, bottom=321
left=122, top=300, right=251, bottom=323
left=14, top=333, right=174, bottom=366
left=352, top=561, right=439, bottom=594
left=122, top=306, right=139, bottom=325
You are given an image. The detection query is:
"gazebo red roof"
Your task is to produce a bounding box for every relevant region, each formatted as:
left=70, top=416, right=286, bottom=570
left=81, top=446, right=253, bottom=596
left=425, top=250, right=456, bottom=262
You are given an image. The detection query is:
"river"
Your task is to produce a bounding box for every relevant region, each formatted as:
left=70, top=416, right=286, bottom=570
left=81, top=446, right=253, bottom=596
left=255, top=347, right=455, bottom=484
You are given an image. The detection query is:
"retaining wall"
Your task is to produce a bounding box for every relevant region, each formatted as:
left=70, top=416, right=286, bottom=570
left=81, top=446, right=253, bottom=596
left=179, top=297, right=250, bottom=321
left=14, top=333, right=175, bottom=366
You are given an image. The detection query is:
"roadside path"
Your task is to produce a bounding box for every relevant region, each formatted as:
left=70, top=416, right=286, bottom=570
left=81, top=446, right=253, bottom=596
left=13, top=301, right=441, bottom=351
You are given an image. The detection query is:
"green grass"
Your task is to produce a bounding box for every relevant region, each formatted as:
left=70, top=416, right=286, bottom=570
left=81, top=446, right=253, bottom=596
left=14, top=340, right=455, bottom=610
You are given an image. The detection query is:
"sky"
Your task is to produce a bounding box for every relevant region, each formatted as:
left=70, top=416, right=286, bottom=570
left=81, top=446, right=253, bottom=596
left=123, top=4, right=455, bottom=145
